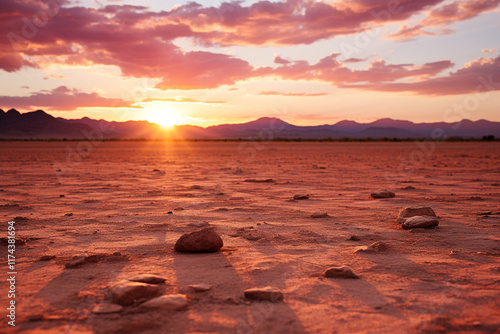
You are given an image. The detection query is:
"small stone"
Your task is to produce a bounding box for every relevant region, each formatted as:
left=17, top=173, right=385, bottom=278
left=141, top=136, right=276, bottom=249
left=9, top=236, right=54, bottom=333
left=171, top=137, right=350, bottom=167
left=128, top=274, right=166, bottom=284
left=65, top=213, right=73, bottom=216
left=324, top=266, right=360, bottom=279
left=59, top=194, right=65, bottom=198
left=92, top=303, right=123, bottom=314
left=167, top=211, right=173, bottom=214
left=354, top=241, right=389, bottom=253
left=244, top=286, right=283, bottom=302
left=311, top=212, right=329, bottom=218
left=65, top=253, right=103, bottom=268
left=293, top=194, right=310, bottom=200
left=188, top=221, right=210, bottom=228
left=402, top=216, right=439, bottom=230
left=189, top=284, right=212, bottom=292
left=174, top=227, right=223, bottom=253
left=478, top=211, right=492, bottom=216
left=370, top=190, right=395, bottom=199
left=403, top=186, right=415, bottom=190
left=348, top=235, right=360, bottom=241
left=396, top=206, right=436, bottom=223
left=110, top=281, right=161, bottom=306
left=139, top=294, right=188, bottom=311
left=174, top=207, right=184, bottom=211
left=39, top=255, right=56, bottom=261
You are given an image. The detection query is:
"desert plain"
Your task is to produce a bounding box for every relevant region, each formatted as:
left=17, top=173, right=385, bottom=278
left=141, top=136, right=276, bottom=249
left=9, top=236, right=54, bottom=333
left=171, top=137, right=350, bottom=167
left=0, top=140, right=499, bottom=333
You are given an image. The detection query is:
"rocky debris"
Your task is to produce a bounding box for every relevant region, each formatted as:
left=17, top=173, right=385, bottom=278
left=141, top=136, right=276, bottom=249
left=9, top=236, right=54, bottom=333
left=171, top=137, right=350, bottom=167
left=139, top=294, right=188, bottom=311
left=110, top=281, right=161, bottom=306
left=189, top=284, right=212, bottom=292
left=244, top=286, right=283, bottom=302
left=64, top=213, right=73, bottom=216
left=65, top=254, right=102, bottom=268
left=403, top=186, right=416, bottom=190
left=190, top=185, right=202, bottom=190
left=128, top=274, right=166, bottom=284
left=402, top=216, right=439, bottom=230
left=244, top=179, right=274, bottom=183
left=39, top=255, right=56, bottom=261
left=174, top=207, right=184, bottom=211
left=92, top=303, right=123, bottom=314
left=324, top=266, right=360, bottom=279
left=354, top=241, right=389, bottom=253
left=293, top=194, right=310, bottom=200
left=233, top=167, right=244, bottom=174
left=188, top=221, right=210, bottom=228
left=174, top=227, right=223, bottom=253
left=370, top=190, right=395, bottom=199
left=13, top=216, right=29, bottom=222
left=348, top=235, right=361, bottom=241
left=478, top=211, right=492, bottom=216
left=396, top=206, right=436, bottom=223
left=311, top=212, right=329, bottom=218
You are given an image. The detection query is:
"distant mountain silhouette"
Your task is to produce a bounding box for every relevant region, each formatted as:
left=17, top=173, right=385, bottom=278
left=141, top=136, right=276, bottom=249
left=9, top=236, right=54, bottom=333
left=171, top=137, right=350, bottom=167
left=1, top=109, right=499, bottom=140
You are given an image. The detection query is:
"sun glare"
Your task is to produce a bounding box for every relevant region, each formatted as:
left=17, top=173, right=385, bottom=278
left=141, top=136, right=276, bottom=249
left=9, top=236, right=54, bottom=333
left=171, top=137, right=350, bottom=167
left=148, top=110, right=183, bottom=128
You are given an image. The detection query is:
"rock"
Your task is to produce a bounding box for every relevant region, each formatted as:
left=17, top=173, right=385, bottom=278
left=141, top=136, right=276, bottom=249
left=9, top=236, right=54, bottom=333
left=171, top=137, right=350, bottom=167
left=354, top=241, right=389, bottom=253
left=396, top=206, right=436, bottom=223
left=110, top=281, right=161, bottom=306
left=348, top=235, right=360, bottom=241
left=174, top=227, right=223, bottom=253
left=65, top=253, right=102, bottom=268
left=293, top=194, right=310, bottom=200
left=401, top=216, right=439, bottom=230
left=139, top=294, right=188, bottom=311
left=174, top=207, right=184, bottom=211
left=190, top=185, right=202, bottom=190
left=370, top=190, right=395, bottom=199
left=128, top=274, right=166, bottom=284
left=188, top=221, right=209, bottom=228
left=324, top=266, right=360, bottom=279
left=311, top=212, right=329, bottom=218
left=92, top=303, right=123, bottom=314
left=39, top=255, right=56, bottom=261
left=244, top=179, right=274, bottom=183
left=189, top=284, right=212, bottom=292
left=403, top=186, right=416, bottom=190
left=244, top=286, right=283, bottom=302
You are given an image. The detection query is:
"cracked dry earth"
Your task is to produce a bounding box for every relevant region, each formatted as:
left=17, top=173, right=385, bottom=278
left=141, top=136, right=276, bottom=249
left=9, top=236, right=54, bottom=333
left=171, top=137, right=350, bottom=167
left=0, top=141, right=499, bottom=333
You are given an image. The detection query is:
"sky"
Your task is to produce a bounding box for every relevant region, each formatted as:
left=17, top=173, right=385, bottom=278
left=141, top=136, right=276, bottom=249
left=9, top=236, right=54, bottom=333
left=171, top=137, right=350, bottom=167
left=0, top=0, right=499, bottom=127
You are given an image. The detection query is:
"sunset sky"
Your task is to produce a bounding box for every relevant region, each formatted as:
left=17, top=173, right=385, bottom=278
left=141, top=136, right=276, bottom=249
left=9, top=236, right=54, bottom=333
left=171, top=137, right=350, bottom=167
left=1, top=0, right=499, bottom=127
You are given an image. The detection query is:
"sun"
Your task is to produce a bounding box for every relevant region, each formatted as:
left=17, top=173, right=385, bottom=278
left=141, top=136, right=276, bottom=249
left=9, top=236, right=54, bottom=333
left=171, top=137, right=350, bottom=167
left=148, top=110, right=183, bottom=128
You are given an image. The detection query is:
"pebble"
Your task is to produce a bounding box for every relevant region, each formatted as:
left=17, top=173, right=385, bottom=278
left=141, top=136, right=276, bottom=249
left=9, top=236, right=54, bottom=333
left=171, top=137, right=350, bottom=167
left=92, top=303, right=123, bottom=314
left=174, top=227, right=223, bottom=253
left=396, top=206, right=436, bottom=223
left=189, top=284, right=212, bottom=292
left=139, top=294, right=188, bottom=311
left=293, top=194, right=310, bottom=200
left=39, top=255, right=56, bottom=261
left=244, top=286, right=283, bottom=302
left=401, top=216, right=439, bottom=230
left=65, top=253, right=102, bottom=268
left=188, top=221, right=209, bottom=228
left=127, top=274, right=166, bottom=284
left=370, top=190, right=395, bottom=199
left=109, top=281, right=161, bottom=306
left=324, top=266, right=360, bottom=279
left=311, top=212, right=329, bottom=218
left=354, top=241, right=389, bottom=253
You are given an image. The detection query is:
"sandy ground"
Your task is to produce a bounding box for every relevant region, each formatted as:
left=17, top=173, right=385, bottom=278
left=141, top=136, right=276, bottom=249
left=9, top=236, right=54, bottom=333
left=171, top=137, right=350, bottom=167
left=0, top=141, right=499, bottom=334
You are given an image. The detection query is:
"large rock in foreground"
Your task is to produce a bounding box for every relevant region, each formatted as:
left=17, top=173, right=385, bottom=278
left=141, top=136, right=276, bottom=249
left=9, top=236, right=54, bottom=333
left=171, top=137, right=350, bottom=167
left=174, top=227, right=223, bottom=253
left=396, top=206, right=436, bottom=223
left=244, top=286, right=283, bottom=302
left=401, top=216, right=439, bottom=229
left=109, top=281, right=161, bottom=306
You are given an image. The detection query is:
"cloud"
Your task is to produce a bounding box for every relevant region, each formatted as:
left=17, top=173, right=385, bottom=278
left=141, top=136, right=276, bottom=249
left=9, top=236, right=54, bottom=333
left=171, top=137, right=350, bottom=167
left=0, top=86, right=138, bottom=111
left=43, top=74, right=66, bottom=80
left=141, top=97, right=226, bottom=104
left=389, top=0, right=500, bottom=41
left=483, top=48, right=498, bottom=54
left=258, top=91, right=330, bottom=97
left=338, top=55, right=500, bottom=95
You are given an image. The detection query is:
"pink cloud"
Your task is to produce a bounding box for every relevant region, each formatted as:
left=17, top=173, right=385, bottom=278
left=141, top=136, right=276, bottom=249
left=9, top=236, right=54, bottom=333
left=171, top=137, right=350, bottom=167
left=258, top=91, right=330, bottom=97
left=389, top=0, right=500, bottom=40
left=483, top=48, right=498, bottom=54
left=0, top=86, right=138, bottom=111
left=338, top=55, right=500, bottom=95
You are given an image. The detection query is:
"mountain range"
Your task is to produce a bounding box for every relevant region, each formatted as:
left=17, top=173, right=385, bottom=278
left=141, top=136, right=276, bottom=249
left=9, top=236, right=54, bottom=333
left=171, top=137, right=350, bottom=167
left=1, top=109, right=499, bottom=140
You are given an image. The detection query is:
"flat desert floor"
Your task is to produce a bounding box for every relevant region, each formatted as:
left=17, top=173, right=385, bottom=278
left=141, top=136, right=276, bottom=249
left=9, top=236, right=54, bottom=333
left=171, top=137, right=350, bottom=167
left=1, top=141, right=499, bottom=334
